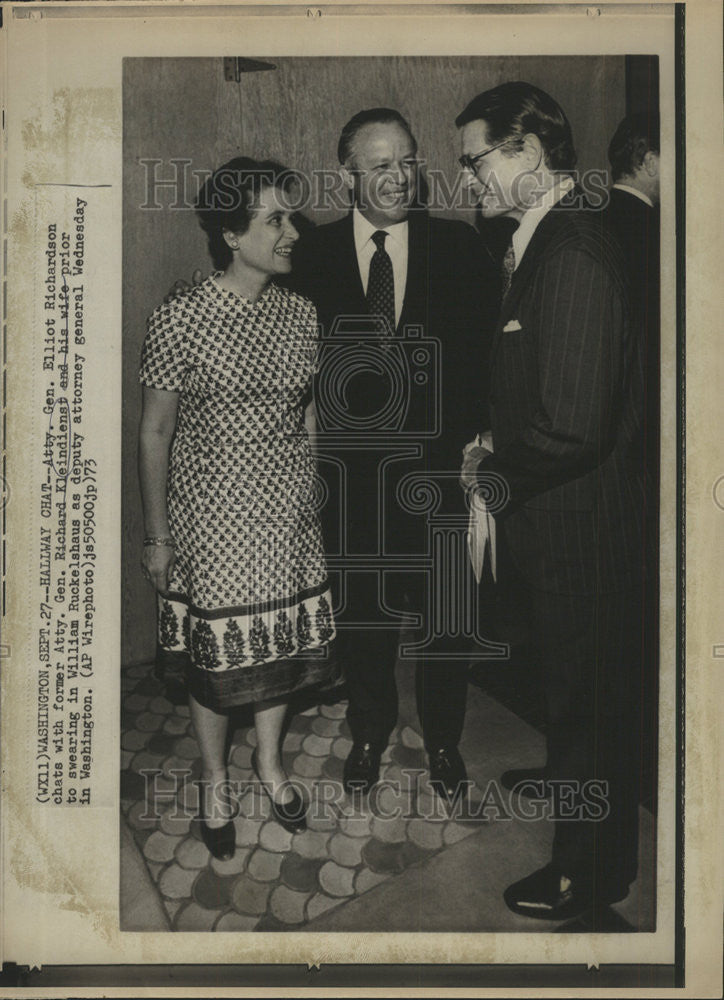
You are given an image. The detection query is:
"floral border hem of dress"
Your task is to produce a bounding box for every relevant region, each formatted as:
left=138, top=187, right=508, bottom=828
left=185, top=645, right=342, bottom=711
left=158, top=581, right=335, bottom=669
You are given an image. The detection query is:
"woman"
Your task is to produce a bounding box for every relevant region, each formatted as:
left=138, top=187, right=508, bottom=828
left=138, top=157, right=336, bottom=861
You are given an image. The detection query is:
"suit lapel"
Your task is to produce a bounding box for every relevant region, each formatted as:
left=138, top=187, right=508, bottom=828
left=335, top=210, right=428, bottom=331
left=490, top=197, right=577, bottom=364
left=335, top=214, right=368, bottom=316
left=399, top=212, right=429, bottom=332
left=490, top=220, right=551, bottom=364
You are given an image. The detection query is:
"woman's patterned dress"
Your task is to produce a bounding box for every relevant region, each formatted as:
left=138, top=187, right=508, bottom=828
left=140, top=275, right=336, bottom=707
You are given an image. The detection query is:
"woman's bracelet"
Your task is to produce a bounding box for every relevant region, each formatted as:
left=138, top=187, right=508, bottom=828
left=143, top=536, right=176, bottom=548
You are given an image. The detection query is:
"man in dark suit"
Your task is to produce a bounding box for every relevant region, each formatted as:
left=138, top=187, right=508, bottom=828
left=288, top=108, right=496, bottom=805
left=605, top=112, right=660, bottom=480
left=606, top=113, right=660, bottom=270
left=605, top=113, right=661, bottom=815
left=457, top=83, right=647, bottom=921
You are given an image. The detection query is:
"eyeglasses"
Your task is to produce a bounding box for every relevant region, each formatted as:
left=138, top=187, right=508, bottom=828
left=458, top=139, right=513, bottom=173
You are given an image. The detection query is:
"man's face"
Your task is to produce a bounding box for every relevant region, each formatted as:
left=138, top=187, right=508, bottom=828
left=642, top=150, right=661, bottom=205
left=460, top=119, right=529, bottom=222
left=342, top=121, right=418, bottom=228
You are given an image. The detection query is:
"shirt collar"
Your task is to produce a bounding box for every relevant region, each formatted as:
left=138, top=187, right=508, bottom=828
left=612, top=182, right=655, bottom=208
left=353, top=206, right=408, bottom=253
left=511, top=175, right=575, bottom=269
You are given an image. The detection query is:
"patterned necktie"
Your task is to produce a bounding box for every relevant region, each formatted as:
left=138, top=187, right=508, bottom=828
left=501, top=241, right=516, bottom=298
left=366, top=230, right=395, bottom=335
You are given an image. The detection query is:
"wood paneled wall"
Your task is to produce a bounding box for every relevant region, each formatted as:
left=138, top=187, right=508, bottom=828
left=122, top=55, right=625, bottom=666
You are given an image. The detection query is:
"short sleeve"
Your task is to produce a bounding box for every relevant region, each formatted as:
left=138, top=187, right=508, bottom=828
left=139, top=302, right=188, bottom=391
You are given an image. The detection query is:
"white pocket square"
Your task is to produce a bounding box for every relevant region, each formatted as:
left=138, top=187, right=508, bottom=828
left=503, top=319, right=522, bottom=332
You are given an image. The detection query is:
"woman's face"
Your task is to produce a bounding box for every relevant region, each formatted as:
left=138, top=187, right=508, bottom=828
left=228, top=184, right=299, bottom=278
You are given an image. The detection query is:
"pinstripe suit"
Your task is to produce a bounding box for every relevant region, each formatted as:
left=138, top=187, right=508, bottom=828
left=482, top=197, right=646, bottom=594
left=478, top=193, right=647, bottom=892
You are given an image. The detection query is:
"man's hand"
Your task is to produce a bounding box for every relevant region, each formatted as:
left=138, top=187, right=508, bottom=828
left=164, top=268, right=204, bottom=303
left=460, top=433, right=493, bottom=490
left=141, top=545, right=176, bottom=596
left=461, top=446, right=491, bottom=489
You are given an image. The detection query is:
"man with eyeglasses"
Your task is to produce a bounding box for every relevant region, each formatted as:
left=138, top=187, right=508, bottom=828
left=288, top=108, right=497, bottom=808
left=457, top=82, right=648, bottom=923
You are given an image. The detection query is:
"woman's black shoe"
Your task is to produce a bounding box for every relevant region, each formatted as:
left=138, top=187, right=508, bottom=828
left=251, top=749, right=307, bottom=834
left=199, top=818, right=236, bottom=861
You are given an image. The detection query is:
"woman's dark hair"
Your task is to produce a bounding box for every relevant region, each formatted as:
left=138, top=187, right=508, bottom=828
left=455, top=81, right=577, bottom=173
left=195, top=156, right=295, bottom=270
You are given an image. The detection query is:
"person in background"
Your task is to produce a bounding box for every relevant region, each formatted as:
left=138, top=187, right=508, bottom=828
left=605, top=111, right=661, bottom=813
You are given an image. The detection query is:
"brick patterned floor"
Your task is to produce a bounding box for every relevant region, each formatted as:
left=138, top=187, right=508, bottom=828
left=121, top=661, right=481, bottom=931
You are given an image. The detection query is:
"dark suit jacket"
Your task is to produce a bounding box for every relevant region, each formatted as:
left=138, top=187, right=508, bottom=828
left=288, top=210, right=495, bottom=453
left=284, top=210, right=496, bottom=553
left=604, top=188, right=660, bottom=507
left=478, top=195, right=646, bottom=596
left=604, top=188, right=659, bottom=327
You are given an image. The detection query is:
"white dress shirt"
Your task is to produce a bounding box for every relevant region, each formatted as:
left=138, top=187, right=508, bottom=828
left=352, top=207, right=409, bottom=328
left=511, top=174, right=576, bottom=271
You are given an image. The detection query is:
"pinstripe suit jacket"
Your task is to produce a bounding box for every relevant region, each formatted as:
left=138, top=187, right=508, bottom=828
left=477, top=198, right=646, bottom=596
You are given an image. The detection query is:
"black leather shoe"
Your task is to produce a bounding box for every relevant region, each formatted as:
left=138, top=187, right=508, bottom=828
left=199, top=818, right=236, bottom=861
left=251, top=750, right=307, bottom=833
left=504, top=864, right=629, bottom=921
left=500, top=767, right=551, bottom=798
left=428, top=747, right=469, bottom=812
left=343, top=742, right=382, bottom=796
